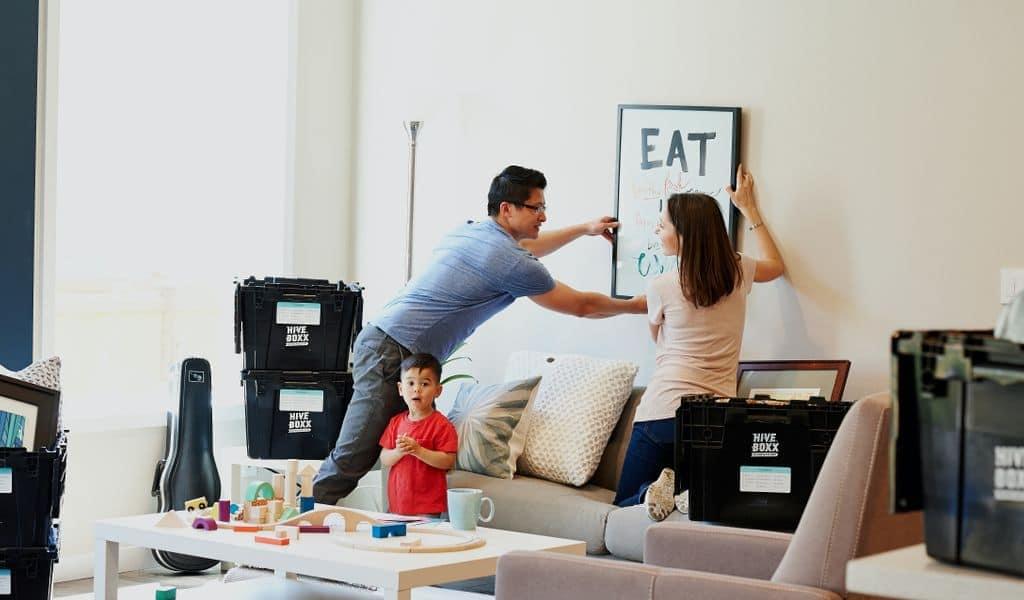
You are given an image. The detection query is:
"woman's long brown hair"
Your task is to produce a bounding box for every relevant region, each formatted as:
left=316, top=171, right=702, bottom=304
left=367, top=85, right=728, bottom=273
left=666, top=193, right=741, bottom=308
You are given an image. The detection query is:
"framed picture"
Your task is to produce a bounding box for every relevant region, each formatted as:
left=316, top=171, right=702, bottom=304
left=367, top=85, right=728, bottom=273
left=612, top=104, right=741, bottom=298
left=737, top=360, right=851, bottom=402
left=0, top=373, right=61, bottom=450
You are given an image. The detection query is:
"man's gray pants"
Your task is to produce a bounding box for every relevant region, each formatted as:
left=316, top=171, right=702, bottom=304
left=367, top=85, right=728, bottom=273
left=313, top=325, right=409, bottom=505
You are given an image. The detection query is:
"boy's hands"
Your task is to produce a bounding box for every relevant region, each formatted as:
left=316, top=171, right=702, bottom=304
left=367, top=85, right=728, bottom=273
left=397, top=433, right=422, bottom=456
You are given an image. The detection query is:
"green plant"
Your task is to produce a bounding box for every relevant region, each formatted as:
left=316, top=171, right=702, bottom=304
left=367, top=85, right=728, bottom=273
left=440, top=342, right=477, bottom=386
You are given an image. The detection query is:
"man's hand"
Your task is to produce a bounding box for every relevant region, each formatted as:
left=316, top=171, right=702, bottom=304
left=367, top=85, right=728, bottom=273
left=583, top=216, right=619, bottom=244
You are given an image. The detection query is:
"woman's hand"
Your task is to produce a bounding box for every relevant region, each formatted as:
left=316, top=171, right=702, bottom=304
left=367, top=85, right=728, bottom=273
left=725, top=164, right=758, bottom=219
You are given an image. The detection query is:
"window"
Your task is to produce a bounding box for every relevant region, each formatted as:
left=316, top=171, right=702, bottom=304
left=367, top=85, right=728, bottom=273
left=54, top=1, right=293, bottom=420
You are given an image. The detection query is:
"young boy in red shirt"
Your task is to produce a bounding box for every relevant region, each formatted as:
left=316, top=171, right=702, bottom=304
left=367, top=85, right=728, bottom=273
left=379, top=353, right=458, bottom=516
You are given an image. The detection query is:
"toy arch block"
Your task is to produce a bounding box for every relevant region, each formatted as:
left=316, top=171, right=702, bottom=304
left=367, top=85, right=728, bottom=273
left=246, top=481, right=275, bottom=502
left=192, top=518, right=218, bottom=531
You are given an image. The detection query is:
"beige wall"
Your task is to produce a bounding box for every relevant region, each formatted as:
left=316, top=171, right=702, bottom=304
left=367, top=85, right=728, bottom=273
left=349, top=0, right=1024, bottom=401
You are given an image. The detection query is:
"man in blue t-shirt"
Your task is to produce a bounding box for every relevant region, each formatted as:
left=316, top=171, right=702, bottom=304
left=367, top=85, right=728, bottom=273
left=314, top=165, right=647, bottom=504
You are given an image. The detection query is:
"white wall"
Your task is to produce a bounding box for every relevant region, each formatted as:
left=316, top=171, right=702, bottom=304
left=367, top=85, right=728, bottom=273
left=350, top=0, right=1024, bottom=401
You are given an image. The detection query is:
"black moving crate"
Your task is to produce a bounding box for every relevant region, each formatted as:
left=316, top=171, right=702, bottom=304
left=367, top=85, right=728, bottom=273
left=893, top=330, right=1024, bottom=576
left=676, top=395, right=852, bottom=531
left=0, top=539, right=59, bottom=600
left=235, top=277, right=363, bottom=371
left=242, top=370, right=353, bottom=460
left=0, top=440, right=67, bottom=548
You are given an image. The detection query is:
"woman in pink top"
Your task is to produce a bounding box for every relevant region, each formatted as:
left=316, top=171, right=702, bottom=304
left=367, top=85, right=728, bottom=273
left=612, top=165, right=786, bottom=521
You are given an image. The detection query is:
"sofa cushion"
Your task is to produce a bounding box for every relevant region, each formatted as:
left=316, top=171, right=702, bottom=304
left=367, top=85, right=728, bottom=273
left=447, top=469, right=616, bottom=554
left=604, top=504, right=689, bottom=562
left=519, top=355, right=638, bottom=486
left=448, top=377, right=541, bottom=479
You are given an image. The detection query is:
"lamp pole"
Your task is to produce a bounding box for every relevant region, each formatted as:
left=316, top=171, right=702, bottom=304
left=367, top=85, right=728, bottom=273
left=403, top=120, right=422, bottom=282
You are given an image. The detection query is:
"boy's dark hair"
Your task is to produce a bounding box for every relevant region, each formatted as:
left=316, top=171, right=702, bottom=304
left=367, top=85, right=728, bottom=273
left=487, top=165, right=547, bottom=216
left=400, top=352, right=443, bottom=381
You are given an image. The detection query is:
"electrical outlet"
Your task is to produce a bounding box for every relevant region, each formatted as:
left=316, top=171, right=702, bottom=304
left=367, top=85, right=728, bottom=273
left=1000, top=268, right=1024, bottom=304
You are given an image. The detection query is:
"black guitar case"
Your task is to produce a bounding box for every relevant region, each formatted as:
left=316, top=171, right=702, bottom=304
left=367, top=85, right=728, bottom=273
left=150, top=357, right=221, bottom=572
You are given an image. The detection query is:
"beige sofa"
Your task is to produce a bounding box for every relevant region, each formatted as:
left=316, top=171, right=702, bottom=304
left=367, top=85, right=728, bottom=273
left=447, top=385, right=683, bottom=558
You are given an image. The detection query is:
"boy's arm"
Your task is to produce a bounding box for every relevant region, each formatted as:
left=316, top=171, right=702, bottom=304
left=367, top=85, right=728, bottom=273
left=412, top=447, right=456, bottom=471
left=379, top=447, right=406, bottom=467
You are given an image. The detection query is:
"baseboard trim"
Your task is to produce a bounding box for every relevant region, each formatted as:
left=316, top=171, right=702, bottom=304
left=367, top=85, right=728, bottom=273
left=54, top=547, right=156, bottom=583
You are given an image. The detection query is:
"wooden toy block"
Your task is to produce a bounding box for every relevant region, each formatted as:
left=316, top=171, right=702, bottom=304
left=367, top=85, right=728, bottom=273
left=272, top=473, right=285, bottom=500
left=299, top=496, right=315, bottom=513
left=275, top=525, right=300, bottom=540
left=218, top=500, right=231, bottom=522
left=371, top=523, right=406, bottom=538
left=251, top=498, right=268, bottom=507
left=279, top=507, right=299, bottom=521
left=155, top=512, right=188, bottom=529
left=255, top=534, right=290, bottom=546
left=192, top=517, right=218, bottom=531
left=273, top=529, right=289, bottom=539
left=155, top=585, right=177, bottom=600
left=245, top=481, right=275, bottom=502
left=184, top=497, right=208, bottom=512
left=284, top=459, right=298, bottom=508
left=269, top=499, right=283, bottom=521
left=299, top=465, right=317, bottom=497
left=233, top=524, right=260, bottom=533
left=298, top=525, right=330, bottom=534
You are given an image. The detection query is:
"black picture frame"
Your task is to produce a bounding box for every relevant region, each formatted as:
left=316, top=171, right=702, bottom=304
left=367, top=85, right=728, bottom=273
left=612, top=104, right=742, bottom=299
left=0, top=372, right=61, bottom=450
left=736, top=360, right=852, bottom=402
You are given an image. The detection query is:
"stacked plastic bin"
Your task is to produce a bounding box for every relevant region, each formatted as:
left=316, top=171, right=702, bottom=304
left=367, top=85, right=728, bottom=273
left=0, top=435, right=66, bottom=600
left=234, top=277, right=363, bottom=460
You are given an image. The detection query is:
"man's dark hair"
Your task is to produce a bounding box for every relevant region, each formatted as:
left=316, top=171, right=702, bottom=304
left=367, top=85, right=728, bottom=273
left=400, top=352, right=443, bottom=381
left=487, top=165, right=547, bottom=216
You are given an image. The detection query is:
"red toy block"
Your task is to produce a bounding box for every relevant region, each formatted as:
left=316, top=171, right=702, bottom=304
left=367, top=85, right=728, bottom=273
left=255, top=534, right=290, bottom=546
left=233, top=524, right=260, bottom=533
left=298, top=525, right=330, bottom=534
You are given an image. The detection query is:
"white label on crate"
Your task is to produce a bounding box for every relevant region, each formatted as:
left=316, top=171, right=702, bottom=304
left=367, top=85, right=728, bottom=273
left=280, top=389, right=324, bottom=413
left=993, top=446, right=1024, bottom=502
left=0, top=568, right=10, bottom=595
left=0, top=468, right=11, bottom=494
left=749, top=387, right=821, bottom=401
left=276, top=302, right=321, bottom=326
left=740, top=466, right=791, bottom=494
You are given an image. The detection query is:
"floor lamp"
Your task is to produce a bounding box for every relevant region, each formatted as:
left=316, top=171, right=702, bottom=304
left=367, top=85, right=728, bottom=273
left=403, top=120, right=422, bottom=283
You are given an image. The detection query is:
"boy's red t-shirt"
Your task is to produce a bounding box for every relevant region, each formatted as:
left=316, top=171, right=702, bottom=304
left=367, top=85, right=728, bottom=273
left=379, top=409, right=459, bottom=515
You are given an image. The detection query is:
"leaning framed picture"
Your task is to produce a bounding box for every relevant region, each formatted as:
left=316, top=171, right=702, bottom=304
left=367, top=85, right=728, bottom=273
left=736, top=360, right=852, bottom=402
left=0, top=373, right=61, bottom=450
left=612, top=104, right=741, bottom=299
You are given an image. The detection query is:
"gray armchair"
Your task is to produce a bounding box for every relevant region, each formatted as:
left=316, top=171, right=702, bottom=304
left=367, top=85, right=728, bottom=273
left=495, top=392, right=922, bottom=600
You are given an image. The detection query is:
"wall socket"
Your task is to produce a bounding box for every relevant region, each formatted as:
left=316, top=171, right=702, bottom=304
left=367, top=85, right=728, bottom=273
left=1000, top=268, right=1024, bottom=304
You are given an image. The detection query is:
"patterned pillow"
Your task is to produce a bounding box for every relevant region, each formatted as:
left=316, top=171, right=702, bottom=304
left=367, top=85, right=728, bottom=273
left=447, top=377, right=541, bottom=479
left=518, top=355, right=638, bottom=486
left=0, top=356, right=61, bottom=390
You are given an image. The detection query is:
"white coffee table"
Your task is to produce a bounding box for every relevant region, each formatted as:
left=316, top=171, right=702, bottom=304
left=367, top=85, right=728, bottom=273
left=93, top=511, right=585, bottom=600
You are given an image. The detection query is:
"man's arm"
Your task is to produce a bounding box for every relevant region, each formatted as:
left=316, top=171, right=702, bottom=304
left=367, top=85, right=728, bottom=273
left=519, top=217, right=618, bottom=258
left=530, top=281, right=646, bottom=318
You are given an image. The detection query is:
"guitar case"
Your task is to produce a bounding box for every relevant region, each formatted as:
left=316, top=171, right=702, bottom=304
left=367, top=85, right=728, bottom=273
left=150, top=357, right=221, bottom=572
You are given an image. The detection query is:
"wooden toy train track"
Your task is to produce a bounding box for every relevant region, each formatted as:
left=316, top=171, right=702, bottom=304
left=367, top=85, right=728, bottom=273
left=161, top=507, right=486, bottom=554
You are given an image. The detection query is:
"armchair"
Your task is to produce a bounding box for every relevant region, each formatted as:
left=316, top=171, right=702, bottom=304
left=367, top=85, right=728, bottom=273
left=495, top=392, right=922, bottom=600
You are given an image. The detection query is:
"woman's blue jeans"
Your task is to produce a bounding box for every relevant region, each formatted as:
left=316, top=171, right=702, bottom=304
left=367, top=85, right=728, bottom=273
left=613, top=418, right=682, bottom=507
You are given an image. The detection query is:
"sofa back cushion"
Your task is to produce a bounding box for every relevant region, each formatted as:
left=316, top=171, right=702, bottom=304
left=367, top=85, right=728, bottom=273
left=590, top=386, right=644, bottom=491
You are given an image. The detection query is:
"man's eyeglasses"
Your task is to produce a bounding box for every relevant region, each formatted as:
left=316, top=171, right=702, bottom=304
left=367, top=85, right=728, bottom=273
left=511, top=202, right=547, bottom=215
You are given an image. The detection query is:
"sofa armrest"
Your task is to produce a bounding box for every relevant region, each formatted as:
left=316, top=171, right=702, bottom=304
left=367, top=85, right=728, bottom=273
left=644, top=521, right=792, bottom=580
left=495, top=551, right=840, bottom=600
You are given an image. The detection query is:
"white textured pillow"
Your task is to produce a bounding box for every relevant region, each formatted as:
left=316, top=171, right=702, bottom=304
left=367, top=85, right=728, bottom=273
left=0, top=356, right=61, bottom=391
left=518, top=355, right=638, bottom=486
